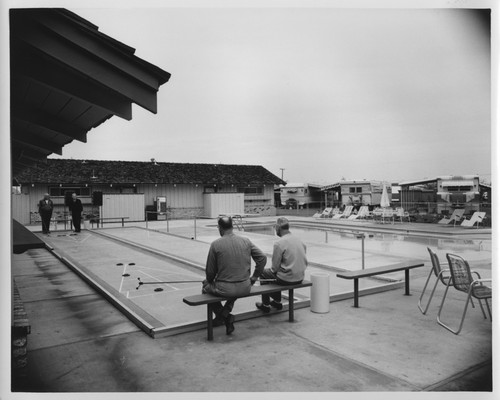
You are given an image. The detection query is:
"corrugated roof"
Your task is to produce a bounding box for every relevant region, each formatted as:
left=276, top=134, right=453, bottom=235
left=14, top=159, right=286, bottom=186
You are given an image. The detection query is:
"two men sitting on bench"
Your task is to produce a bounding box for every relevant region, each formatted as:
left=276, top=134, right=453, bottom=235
left=203, top=216, right=267, bottom=335
left=255, top=217, right=308, bottom=313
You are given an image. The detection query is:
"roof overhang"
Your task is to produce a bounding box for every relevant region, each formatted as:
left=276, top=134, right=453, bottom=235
left=321, top=183, right=341, bottom=191
left=10, top=8, right=171, bottom=176
left=399, top=178, right=437, bottom=186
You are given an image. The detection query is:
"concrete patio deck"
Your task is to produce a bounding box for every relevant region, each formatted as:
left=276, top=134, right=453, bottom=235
left=7, top=216, right=495, bottom=397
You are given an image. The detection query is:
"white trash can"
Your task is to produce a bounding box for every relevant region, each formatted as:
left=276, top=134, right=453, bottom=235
left=310, top=273, right=330, bottom=313
left=83, top=220, right=90, bottom=230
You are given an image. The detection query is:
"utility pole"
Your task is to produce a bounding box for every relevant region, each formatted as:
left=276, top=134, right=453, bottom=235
left=280, top=168, right=285, bottom=181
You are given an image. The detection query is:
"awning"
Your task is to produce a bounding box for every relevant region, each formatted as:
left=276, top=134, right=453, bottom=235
left=441, top=180, right=474, bottom=187
left=321, top=183, right=341, bottom=191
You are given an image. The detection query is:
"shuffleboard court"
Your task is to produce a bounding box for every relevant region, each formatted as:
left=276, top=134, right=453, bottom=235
left=40, top=231, right=216, bottom=331
left=39, top=230, right=319, bottom=336
left=38, top=226, right=438, bottom=337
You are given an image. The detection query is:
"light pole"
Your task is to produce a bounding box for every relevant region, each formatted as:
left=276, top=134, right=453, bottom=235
left=280, top=168, right=285, bottom=181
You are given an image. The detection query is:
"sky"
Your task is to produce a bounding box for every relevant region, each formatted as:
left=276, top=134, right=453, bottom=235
left=6, top=1, right=497, bottom=186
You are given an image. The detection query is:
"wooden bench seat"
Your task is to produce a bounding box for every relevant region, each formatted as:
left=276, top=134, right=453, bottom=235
left=183, top=280, right=312, bottom=340
left=336, top=261, right=425, bottom=308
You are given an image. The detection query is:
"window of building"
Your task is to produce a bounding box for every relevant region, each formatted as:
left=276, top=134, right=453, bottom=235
left=49, top=186, right=91, bottom=197
left=356, top=187, right=362, bottom=193
left=120, top=186, right=137, bottom=194
left=237, top=186, right=264, bottom=195
left=446, top=186, right=472, bottom=192
left=204, top=185, right=217, bottom=193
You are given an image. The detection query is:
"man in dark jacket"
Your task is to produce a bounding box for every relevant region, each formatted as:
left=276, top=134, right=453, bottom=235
left=38, top=193, right=54, bottom=234
left=69, top=193, right=84, bottom=232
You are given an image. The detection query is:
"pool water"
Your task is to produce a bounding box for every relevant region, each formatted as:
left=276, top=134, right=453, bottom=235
left=243, top=224, right=492, bottom=265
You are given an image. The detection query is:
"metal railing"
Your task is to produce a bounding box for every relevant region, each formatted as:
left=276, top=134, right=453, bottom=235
left=145, top=211, right=203, bottom=240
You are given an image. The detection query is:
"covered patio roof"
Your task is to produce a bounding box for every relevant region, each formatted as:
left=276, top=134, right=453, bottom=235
left=10, top=8, right=171, bottom=176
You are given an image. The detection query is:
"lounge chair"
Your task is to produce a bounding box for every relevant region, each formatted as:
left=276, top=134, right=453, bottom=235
left=333, top=205, right=353, bottom=219
left=348, top=206, right=370, bottom=220
left=418, top=248, right=451, bottom=315
left=359, top=206, right=372, bottom=219
left=437, top=253, right=491, bottom=335
left=313, top=207, right=332, bottom=218
left=313, top=207, right=333, bottom=218
left=460, top=212, right=486, bottom=228
left=438, top=209, right=465, bottom=226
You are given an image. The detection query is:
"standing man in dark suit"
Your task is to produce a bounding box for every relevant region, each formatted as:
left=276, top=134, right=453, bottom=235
left=38, top=193, right=54, bottom=235
left=69, top=192, right=84, bottom=233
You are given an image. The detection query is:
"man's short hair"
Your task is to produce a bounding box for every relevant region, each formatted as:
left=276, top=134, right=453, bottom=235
left=218, top=216, right=233, bottom=230
left=276, top=217, right=289, bottom=230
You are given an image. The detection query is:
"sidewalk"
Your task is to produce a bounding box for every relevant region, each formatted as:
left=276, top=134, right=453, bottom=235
left=9, top=218, right=494, bottom=395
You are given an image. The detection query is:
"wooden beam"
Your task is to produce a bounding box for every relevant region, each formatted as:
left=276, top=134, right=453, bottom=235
left=12, top=41, right=133, bottom=120
left=11, top=107, right=88, bottom=143
left=12, top=22, right=160, bottom=113
left=11, top=128, right=64, bottom=155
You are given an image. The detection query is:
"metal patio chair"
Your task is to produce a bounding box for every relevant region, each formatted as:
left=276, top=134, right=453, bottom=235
left=417, top=248, right=451, bottom=315
left=437, top=253, right=492, bottom=335
left=395, top=207, right=411, bottom=223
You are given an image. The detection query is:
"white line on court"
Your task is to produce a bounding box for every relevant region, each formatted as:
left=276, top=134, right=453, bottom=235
left=79, top=233, right=91, bottom=243
left=118, top=263, right=128, bottom=293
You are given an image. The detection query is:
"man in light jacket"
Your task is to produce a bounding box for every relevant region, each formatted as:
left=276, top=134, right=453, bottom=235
left=255, top=217, right=308, bottom=313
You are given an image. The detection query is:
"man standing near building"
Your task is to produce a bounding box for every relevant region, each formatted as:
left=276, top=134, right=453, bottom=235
left=69, top=193, right=84, bottom=233
left=256, top=217, right=308, bottom=312
left=203, top=216, right=267, bottom=335
left=38, top=193, right=54, bottom=235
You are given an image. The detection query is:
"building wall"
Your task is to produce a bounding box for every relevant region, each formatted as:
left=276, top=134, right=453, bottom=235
left=102, top=193, right=145, bottom=221
left=203, top=193, right=244, bottom=218
left=15, top=182, right=277, bottom=223
left=244, top=186, right=276, bottom=216
left=18, top=185, right=94, bottom=224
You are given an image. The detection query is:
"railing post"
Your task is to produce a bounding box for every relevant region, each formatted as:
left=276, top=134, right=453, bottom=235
left=361, top=234, right=365, bottom=269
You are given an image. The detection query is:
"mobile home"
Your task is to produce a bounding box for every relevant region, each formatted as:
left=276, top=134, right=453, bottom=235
left=279, top=183, right=323, bottom=209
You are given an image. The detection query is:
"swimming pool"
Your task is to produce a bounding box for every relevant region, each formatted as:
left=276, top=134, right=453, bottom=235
left=243, top=223, right=492, bottom=265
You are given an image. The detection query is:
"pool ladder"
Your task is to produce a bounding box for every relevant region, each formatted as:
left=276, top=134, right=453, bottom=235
left=233, top=215, right=244, bottom=231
